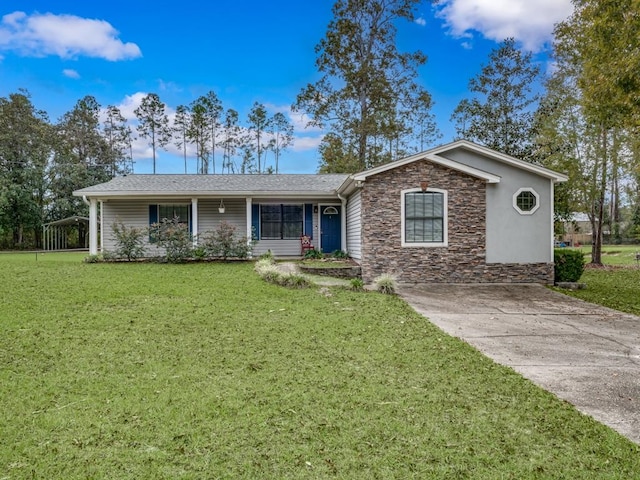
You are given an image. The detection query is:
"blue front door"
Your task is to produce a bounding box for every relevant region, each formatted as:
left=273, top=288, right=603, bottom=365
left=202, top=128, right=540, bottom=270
left=320, top=206, right=341, bottom=253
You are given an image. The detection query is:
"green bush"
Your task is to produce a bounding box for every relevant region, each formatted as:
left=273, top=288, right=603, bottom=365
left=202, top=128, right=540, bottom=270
left=304, top=248, right=323, bottom=260
left=258, top=250, right=274, bottom=262
left=254, top=256, right=310, bottom=288
left=554, top=248, right=586, bottom=283
left=101, top=250, right=116, bottom=261
left=152, top=217, right=193, bottom=263
left=258, top=264, right=282, bottom=284
left=333, top=249, right=349, bottom=259
left=254, top=257, right=276, bottom=273
left=111, top=221, right=147, bottom=260
left=277, top=272, right=311, bottom=288
left=199, top=222, right=255, bottom=260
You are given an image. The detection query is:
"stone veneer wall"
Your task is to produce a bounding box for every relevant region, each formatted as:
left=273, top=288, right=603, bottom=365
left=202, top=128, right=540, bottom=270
left=360, top=160, right=554, bottom=284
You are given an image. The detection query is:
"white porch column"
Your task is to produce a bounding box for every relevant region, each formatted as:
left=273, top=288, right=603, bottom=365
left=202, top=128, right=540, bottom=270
left=246, top=197, right=253, bottom=240
left=340, top=196, right=347, bottom=252
left=191, top=198, right=199, bottom=246
left=89, top=198, right=98, bottom=255
left=99, top=201, right=104, bottom=252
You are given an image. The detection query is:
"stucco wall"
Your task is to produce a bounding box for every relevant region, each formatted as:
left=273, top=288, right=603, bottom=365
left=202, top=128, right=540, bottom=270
left=439, top=148, right=554, bottom=263
left=360, top=159, right=554, bottom=284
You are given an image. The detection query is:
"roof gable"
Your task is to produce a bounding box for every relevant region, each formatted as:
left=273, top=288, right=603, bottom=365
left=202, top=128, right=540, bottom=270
left=350, top=140, right=568, bottom=184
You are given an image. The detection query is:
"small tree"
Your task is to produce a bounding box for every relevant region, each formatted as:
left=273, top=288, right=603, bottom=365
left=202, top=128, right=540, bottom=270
left=111, top=221, right=147, bottom=260
left=451, top=38, right=541, bottom=159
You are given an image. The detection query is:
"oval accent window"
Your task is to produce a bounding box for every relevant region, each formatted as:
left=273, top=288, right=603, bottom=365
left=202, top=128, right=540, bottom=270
left=322, top=206, right=338, bottom=215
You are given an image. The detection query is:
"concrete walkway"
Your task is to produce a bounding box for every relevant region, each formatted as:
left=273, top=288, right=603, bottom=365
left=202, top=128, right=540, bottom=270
left=398, top=283, right=640, bottom=444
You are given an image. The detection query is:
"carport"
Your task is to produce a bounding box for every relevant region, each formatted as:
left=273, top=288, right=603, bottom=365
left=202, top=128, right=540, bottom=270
left=42, top=216, right=89, bottom=250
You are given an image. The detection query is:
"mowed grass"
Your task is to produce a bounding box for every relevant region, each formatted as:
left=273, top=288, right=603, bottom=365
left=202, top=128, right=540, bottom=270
left=558, top=267, right=640, bottom=316
left=577, top=244, right=640, bottom=266
left=555, top=244, right=640, bottom=314
left=1, top=254, right=639, bottom=479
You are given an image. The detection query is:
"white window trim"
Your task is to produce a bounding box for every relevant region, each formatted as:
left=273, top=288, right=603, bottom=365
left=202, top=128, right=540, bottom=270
left=513, top=188, right=540, bottom=215
left=322, top=206, right=339, bottom=215
left=401, top=188, right=448, bottom=248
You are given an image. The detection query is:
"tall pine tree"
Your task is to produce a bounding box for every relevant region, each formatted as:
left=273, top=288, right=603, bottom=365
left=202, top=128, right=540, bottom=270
left=451, top=38, right=540, bottom=160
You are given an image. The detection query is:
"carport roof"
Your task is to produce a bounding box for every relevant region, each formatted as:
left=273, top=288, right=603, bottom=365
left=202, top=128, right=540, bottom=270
left=43, top=216, right=89, bottom=227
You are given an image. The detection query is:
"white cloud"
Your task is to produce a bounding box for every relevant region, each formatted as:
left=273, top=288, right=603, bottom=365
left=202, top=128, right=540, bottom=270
left=415, top=17, right=427, bottom=27
left=291, top=135, right=324, bottom=153
left=0, top=11, right=141, bottom=60
left=108, top=92, right=231, bottom=166
left=62, top=68, right=79, bottom=79
left=436, top=0, right=573, bottom=52
left=264, top=102, right=325, bottom=134
left=112, top=92, right=147, bottom=120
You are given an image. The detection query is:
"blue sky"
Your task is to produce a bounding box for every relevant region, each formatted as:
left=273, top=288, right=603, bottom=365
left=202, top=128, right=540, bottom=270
left=0, top=0, right=573, bottom=174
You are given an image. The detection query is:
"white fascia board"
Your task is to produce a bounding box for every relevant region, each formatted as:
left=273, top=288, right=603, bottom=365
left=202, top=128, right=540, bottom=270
left=433, top=140, right=569, bottom=183
left=352, top=150, right=430, bottom=181
left=74, top=191, right=342, bottom=200
left=424, top=154, right=501, bottom=183
left=351, top=150, right=501, bottom=184
left=336, top=176, right=359, bottom=196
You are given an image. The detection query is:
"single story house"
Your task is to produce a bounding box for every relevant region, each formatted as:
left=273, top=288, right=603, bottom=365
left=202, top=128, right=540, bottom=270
left=74, top=140, right=567, bottom=284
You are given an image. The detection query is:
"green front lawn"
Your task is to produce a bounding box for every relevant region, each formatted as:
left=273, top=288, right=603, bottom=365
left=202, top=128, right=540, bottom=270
left=1, top=254, right=639, bottom=478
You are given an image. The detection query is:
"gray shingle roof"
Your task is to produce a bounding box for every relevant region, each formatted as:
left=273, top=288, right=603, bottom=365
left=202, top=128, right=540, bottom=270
left=74, top=174, right=350, bottom=197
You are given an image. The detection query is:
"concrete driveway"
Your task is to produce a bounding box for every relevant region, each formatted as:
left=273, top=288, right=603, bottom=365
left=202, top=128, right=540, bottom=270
left=399, top=283, right=640, bottom=444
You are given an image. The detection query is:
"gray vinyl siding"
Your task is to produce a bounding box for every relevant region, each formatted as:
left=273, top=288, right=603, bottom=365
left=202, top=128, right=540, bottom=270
left=197, top=199, right=246, bottom=239
left=102, top=199, right=249, bottom=256
left=102, top=198, right=327, bottom=258
left=346, top=190, right=362, bottom=260
left=253, top=240, right=302, bottom=257
left=101, top=200, right=163, bottom=255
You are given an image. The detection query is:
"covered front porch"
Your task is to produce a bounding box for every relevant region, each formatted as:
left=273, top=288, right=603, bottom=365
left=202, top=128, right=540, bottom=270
left=88, top=196, right=347, bottom=257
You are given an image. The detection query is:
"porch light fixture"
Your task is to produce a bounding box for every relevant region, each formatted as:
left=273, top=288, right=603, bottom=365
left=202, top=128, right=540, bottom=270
left=218, top=199, right=225, bottom=214
left=420, top=181, right=428, bottom=192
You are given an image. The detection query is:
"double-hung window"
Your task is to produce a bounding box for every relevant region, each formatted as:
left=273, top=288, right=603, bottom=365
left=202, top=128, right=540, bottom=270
left=149, top=204, right=190, bottom=243
left=260, top=204, right=303, bottom=239
left=159, top=204, right=189, bottom=225
left=402, top=189, right=447, bottom=247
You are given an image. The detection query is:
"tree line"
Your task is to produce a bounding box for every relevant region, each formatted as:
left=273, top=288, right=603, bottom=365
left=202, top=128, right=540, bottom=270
left=138, top=93, right=294, bottom=175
